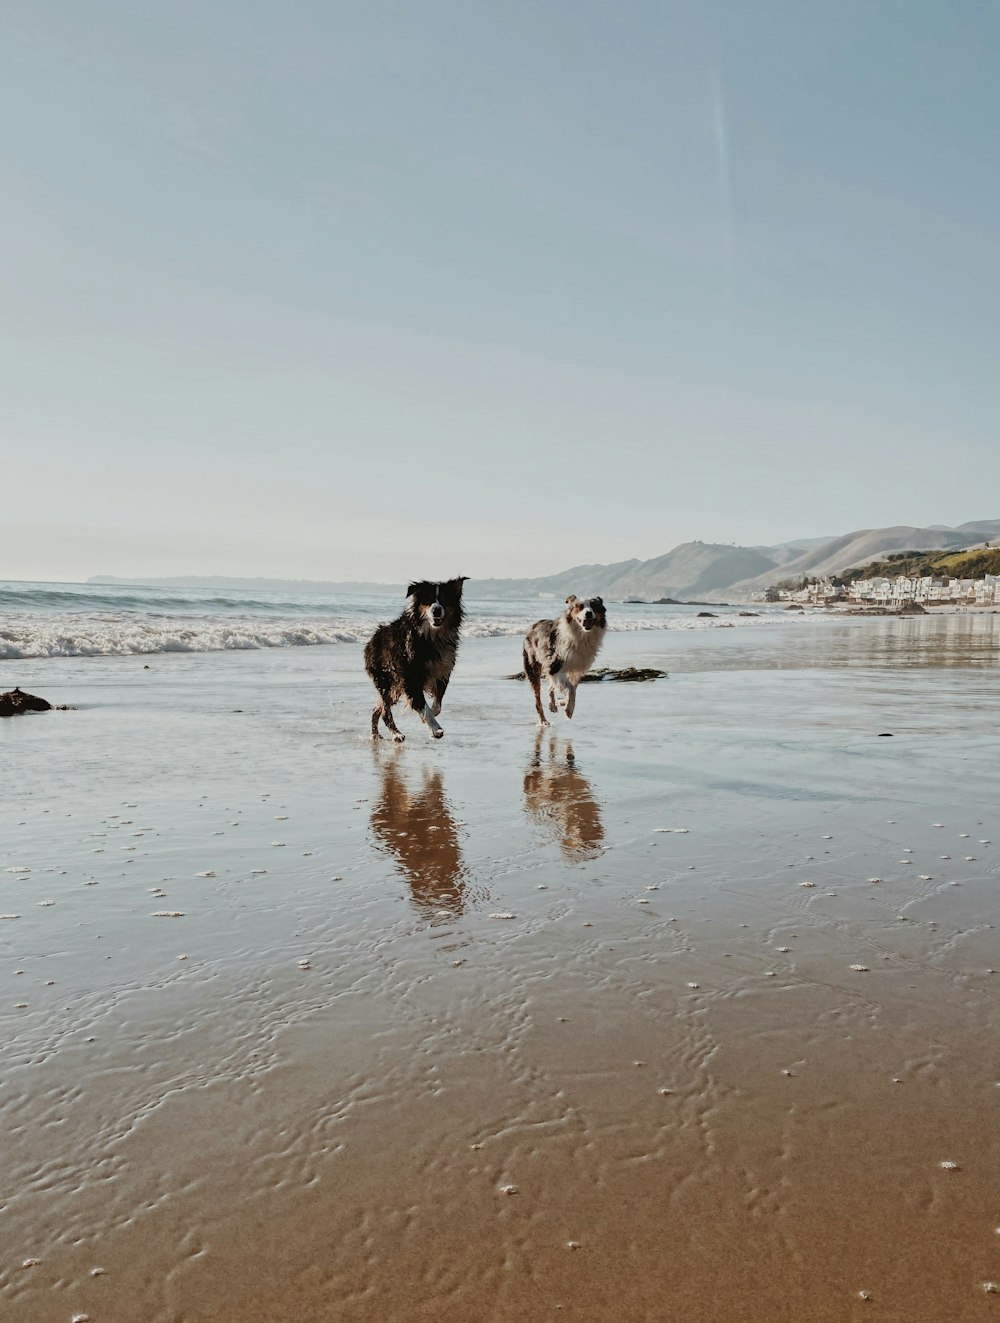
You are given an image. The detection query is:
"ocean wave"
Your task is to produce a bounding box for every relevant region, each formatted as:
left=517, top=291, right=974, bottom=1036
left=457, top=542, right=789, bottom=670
left=0, top=621, right=369, bottom=659
left=0, top=612, right=789, bottom=659
left=0, top=585, right=382, bottom=617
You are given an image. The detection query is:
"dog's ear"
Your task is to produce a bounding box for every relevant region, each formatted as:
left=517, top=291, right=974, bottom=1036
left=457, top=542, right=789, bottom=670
left=406, top=582, right=427, bottom=600
left=449, top=576, right=469, bottom=591
left=593, top=596, right=604, bottom=608
left=565, top=594, right=579, bottom=605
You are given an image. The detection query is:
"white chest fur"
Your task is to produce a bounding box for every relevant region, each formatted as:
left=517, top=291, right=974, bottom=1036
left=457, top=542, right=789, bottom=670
left=556, top=616, right=605, bottom=680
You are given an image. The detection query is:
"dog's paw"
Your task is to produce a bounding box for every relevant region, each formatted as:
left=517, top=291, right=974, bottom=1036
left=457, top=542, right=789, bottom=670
left=538, top=717, right=550, bottom=728
left=392, top=732, right=405, bottom=743
left=431, top=728, right=444, bottom=740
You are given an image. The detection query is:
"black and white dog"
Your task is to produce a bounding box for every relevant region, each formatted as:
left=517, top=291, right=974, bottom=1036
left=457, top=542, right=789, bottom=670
left=522, top=595, right=607, bottom=726
left=365, top=577, right=468, bottom=740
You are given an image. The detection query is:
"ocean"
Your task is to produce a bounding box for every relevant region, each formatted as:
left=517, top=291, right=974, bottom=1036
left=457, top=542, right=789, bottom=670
left=0, top=579, right=790, bottom=660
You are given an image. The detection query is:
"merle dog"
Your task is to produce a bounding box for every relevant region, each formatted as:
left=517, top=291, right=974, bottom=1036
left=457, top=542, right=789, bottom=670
left=522, top=595, right=607, bottom=726
left=364, top=577, right=468, bottom=740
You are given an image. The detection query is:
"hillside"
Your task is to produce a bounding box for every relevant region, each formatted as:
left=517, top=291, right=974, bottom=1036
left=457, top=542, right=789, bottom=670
left=473, top=543, right=777, bottom=601
left=839, top=545, right=1000, bottom=583
left=723, top=523, right=1000, bottom=598
left=470, top=558, right=642, bottom=600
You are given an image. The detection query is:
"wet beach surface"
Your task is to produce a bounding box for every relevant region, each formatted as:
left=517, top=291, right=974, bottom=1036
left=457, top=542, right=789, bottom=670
left=3, top=616, right=1000, bottom=1321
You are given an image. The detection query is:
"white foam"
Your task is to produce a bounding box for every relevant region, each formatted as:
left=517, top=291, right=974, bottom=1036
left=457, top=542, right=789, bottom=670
left=0, top=611, right=796, bottom=658
left=0, top=618, right=367, bottom=658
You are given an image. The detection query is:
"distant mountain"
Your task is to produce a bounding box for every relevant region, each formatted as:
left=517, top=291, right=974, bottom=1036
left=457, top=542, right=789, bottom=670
left=472, top=543, right=778, bottom=601
left=756, top=535, right=836, bottom=566
left=89, top=519, right=1000, bottom=605
left=954, top=519, right=1000, bottom=538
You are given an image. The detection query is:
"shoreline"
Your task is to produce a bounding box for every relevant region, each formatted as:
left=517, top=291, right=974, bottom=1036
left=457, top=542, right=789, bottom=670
left=786, top=601, right=1000, bottom=617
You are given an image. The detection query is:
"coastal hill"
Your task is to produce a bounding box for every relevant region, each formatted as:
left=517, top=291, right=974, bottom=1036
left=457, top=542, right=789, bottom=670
left=477, top=523, right=1000, bottom=601
left=837, top=545, right=1000, bottom=584
left=723, top=521, right=1000, bottom=598
left=470, top=542, right=779, bottom=602
left=90, top=518, right=1000, bottom=603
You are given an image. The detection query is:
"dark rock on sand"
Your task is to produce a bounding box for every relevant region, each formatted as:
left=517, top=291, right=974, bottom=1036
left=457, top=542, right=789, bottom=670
left=507, top=667, right=667, bottom=683
left=847, top=603, right=928, bottom=617
left=0, top=687, right=55, bottom=717
left=697, top=611, right=717, bottom=618
left=588, top=666, right=666, bottom=682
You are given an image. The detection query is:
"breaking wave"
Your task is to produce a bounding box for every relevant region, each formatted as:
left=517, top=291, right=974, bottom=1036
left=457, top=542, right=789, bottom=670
left=0, top=621, right=368, bottom=659
left=0, top=612, right=788, bottom=659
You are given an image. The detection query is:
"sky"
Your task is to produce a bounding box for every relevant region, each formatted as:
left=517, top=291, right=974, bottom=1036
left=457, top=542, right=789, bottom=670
left=2, top=0, right=999, bottom=583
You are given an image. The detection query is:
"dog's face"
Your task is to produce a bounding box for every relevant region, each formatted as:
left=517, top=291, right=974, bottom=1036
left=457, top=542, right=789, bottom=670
left=565, top=595, right=606, bottom=633
left=407, top=577, right=469, bottom=631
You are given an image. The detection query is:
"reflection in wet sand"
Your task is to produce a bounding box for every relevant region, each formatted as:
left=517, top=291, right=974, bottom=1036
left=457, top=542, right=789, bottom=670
left=370, top=750, right=467, bottom=917
left=821, top=613, right=1000, bottom=668
left=523, top=730, right=604, bottom=860
left=669, top=611, right=1000, bottom=673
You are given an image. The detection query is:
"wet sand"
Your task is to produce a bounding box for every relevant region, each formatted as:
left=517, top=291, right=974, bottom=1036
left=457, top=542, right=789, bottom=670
left=3, top=615, right=1000, bottom=1321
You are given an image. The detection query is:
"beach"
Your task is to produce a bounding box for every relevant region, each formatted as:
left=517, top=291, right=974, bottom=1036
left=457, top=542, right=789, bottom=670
left=3, top=611, right=1000, bottom=1321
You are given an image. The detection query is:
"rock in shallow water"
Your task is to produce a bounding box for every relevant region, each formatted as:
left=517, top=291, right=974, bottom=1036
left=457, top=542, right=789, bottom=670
left=0, top=687, right=54, bottom=716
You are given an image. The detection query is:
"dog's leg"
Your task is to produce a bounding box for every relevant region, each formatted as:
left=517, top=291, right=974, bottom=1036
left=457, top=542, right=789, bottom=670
left=379, top=698, right=405, bottom=742
left=420, top=702, right=444, bottom=739
left=430, top=675, right=449, bottom=718
left=524, top=652, right=549, bottom=726
left=405, top=678, right=443, bottom=739
left=548, top=657, right=567, bottom=710
left=565, top=682, right=577, bottom=719
left=368, top=661, right=405, bottom=741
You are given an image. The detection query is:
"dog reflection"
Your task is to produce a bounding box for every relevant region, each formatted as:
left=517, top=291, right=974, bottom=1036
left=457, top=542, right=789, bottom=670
left=523, top=732, right=604, bottom=860
left=370, top=752, right=466, bottom=918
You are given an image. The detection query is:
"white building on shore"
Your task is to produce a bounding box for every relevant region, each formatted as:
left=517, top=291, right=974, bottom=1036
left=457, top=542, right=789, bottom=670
left=751, top=573, right=1000, bottom=607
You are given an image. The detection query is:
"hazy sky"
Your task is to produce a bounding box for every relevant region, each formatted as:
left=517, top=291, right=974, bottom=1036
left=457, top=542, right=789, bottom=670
left=3, top=1, right=999, bottom=583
